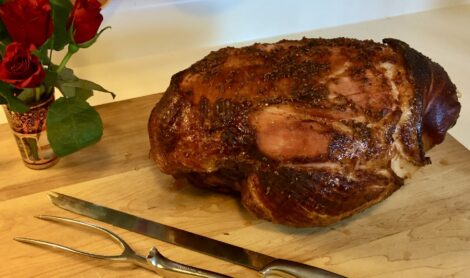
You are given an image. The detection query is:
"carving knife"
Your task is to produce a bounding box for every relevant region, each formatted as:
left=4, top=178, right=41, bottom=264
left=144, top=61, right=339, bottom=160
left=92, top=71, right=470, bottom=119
left=48, top=192, right=344, bottom=278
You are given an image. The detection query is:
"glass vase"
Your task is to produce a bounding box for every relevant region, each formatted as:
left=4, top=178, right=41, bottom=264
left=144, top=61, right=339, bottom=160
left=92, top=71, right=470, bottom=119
left=3, top=94, right=59, bottom=170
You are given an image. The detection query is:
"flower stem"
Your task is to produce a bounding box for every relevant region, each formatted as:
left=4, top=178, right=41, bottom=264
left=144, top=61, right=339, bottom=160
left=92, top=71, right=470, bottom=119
left=56, top=50, right=73, bottom=74
left=48, top=48, right=53, bottom=69
left=34, top=87, right=41, bottom=102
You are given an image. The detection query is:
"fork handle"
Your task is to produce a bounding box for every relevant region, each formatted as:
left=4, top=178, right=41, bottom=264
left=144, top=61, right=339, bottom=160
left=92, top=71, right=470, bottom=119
left=144, top=247, right=230, bottom=278
left=259, top=259, right=345, bottom=278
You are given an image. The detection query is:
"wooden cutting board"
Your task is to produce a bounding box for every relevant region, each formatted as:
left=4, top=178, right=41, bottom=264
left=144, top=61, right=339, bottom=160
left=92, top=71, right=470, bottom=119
left=0, top=94, right=469, bottom=277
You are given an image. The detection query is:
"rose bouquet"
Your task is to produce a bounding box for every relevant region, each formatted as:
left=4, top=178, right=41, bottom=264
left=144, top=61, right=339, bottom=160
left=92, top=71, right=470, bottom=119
left=0, top=0, right=114, bottom=158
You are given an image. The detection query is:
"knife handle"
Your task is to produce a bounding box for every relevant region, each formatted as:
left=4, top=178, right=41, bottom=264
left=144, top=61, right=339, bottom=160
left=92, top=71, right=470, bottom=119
left=145, top=247, right=230, bottom=278
left=259, top=259, right=345, bottom=278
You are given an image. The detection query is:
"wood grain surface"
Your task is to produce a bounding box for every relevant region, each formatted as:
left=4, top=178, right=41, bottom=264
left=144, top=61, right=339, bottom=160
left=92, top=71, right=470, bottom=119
left=1, top=93, right=469, bottom=277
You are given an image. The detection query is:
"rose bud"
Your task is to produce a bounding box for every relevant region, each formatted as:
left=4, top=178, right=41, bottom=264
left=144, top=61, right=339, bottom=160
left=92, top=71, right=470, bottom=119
left=0, top=42, right=46, bottom=89
left=0, top=0, right=53, bottom=48
left=68, top=0, right=103, bottom=44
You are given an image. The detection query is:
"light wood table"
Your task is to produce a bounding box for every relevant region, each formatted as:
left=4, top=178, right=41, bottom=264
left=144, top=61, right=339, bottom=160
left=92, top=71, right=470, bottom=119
left=1, top=94, right=470, bottom=277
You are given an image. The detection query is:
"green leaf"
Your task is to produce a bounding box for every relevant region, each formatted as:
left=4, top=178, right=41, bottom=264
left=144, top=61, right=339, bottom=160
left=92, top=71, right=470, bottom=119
left=62, top=79, right=114, bottom=97
left=44, top=69, right=58, bottom=88
left=55, top=67, right=80, bottom=98
left=34, top=39, right=52, bottom=64
left=0, top=95, right=7, bottom=105
left=0, top=43, right=6, bottom=56
left=16, top=88, right=38, bottom=104
left=49, top=0, right=73, bottom=51
left=56, top=84, right=75, bottom=98
left=24, top=138, right=40, bottom=160
left=58, top=67, right=76, bottom=81
left=57, top=84, right=94, bottom=100
left=46, top=97, right=103, bottom=157
left=73, top=87, right=94, bottom=100
left=56, top=67, right=115, bottom=99
left=16, top=86, right=53, bottom=104
left=0, top=20, right=11, bottom=55
left=0, top=83, right=29, bottom=112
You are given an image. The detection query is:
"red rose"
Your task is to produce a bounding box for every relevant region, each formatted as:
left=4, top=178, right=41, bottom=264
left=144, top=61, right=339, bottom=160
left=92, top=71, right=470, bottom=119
left=68, top=0, right=103, bottom=44
left=0, top=42, right=45, bottom=88
left=0, top=0, right=53, bottom=47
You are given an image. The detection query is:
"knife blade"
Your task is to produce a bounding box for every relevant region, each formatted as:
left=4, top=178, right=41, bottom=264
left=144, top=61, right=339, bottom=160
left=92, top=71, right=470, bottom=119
left=48, top=192, right=344, bottom=277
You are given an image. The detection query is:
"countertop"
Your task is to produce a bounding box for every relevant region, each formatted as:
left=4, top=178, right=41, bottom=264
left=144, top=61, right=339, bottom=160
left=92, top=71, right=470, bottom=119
left=1, top=94, right=470, bottom=277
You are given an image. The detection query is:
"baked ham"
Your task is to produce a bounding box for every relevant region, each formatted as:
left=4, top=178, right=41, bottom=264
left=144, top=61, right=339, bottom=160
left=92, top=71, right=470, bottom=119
left=148, top=38, right=460, bottom=227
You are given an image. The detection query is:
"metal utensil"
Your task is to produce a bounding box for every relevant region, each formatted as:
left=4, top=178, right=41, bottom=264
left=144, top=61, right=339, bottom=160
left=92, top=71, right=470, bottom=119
left=15, top=215, right=228, bottom=278
left=48, top=192, right=344, bottom=278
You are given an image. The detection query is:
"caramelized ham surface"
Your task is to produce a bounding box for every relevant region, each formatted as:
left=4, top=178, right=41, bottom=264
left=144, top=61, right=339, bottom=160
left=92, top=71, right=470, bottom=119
left=148, top=38, right=460, bottom=227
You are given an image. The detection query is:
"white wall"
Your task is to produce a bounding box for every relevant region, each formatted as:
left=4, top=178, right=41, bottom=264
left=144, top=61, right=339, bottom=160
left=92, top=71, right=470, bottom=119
left=71, top=0, right=470, bottom=67
left=1, top=0, right=469, bottom=124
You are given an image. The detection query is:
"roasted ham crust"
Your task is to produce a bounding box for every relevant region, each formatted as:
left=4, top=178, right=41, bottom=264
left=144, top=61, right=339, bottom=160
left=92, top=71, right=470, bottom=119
left=383, top=39, right=461, bottom=152
left=148, top=38, right=460, bottom=227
